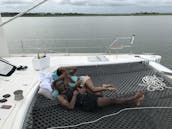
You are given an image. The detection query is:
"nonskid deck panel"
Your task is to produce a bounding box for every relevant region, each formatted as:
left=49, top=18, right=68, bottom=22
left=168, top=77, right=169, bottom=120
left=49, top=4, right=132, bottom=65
left=23, top=62, right=172, bottom=129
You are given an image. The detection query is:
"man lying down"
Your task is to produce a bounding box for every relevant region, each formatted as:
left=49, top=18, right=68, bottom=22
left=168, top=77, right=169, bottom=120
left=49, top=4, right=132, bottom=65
left=39, top=66, right=144, bottom=112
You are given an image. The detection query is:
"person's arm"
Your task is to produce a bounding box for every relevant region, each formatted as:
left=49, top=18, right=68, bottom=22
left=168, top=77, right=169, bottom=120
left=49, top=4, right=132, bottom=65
left=75, top=79, right=82, bottom=88
left=88, top=85, right=117, bottom=92
left=89, top=86, right=107, bottom=92
left=58, top=66, right=77, bottom=75
left=68, top=66, right=77, bottom=75
left=56, top=72, right=74, bottom=86
left=57, top=73, right=65, bottom=80
left=57, top=90, right=78, bottom=110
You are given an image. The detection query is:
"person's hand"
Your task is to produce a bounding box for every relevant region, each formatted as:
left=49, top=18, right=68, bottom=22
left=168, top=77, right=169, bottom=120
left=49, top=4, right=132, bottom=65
left=77, top=87, right=87, bottom=93
left=102, top=84, right=118, bottom=92
left=76, top=79, right=82, bottom=87
left=71, top=66, right=77, bottom=70
left=102, top=84, right=112, bottom=88
left=107, top=87, right=117, bottom=92
left=73, top=90, right=79, bottom=96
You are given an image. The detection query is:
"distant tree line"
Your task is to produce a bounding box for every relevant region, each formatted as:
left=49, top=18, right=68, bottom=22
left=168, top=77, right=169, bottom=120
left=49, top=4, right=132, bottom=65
left=1, top=12, right=86, bottom=17
left=135, top=12, right=160, bottom=15
left=1, top=12, right=172, bottom=17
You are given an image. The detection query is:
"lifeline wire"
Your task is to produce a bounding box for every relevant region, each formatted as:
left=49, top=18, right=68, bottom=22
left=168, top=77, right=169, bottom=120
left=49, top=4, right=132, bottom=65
left=47, top=107, right=172, bottom=129
left=0, top=0, right=49, bottom=27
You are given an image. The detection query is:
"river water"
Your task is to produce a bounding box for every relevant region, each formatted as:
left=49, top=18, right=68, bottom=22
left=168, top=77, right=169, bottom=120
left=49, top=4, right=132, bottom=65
left=2, top=16, right=172, bottom=68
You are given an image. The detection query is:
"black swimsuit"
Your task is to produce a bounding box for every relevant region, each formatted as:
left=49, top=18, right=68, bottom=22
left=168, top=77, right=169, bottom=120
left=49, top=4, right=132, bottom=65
left=62, top=89, right=101, bottom=112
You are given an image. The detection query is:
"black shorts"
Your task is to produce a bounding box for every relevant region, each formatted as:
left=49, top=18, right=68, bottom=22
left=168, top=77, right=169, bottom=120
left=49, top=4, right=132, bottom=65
left=77, top=93, right=102, bottom=112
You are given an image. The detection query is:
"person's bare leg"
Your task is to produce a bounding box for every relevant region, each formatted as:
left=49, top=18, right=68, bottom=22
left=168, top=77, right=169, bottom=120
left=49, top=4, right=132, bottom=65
left=97, top=91, right=144, bottom=107
left=84, top=78, right=104, bottom=93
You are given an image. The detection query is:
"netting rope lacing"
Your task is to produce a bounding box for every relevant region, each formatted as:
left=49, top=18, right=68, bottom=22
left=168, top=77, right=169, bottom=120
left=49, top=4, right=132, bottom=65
left=47, top=107, right=172, bottom=129
left=47, top=75, right=172, bottom=129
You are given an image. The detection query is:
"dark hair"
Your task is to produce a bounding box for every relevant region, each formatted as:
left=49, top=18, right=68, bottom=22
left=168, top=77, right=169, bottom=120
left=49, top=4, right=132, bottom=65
left=56, top=68, right=64, bottom=76
left=52, top=80, right=65, bottom=94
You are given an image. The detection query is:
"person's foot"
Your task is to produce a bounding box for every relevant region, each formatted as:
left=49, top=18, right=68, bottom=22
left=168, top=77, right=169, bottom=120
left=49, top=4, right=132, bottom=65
left=135, top=95, right=144, bottom=106
left=134, top=91, right=144, bottom=99
left=134, top=92, right=144, bottom=106
left=107, top=87, right=117, bottom=92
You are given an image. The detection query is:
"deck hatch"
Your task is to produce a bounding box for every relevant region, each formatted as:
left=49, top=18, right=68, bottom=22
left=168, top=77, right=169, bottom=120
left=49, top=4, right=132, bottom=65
left=0, top=59, right=16, bottom=77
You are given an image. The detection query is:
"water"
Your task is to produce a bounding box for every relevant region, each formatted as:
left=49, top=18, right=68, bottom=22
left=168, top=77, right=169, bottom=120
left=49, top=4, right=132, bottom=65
left=2, top=16, right=172, bottom=68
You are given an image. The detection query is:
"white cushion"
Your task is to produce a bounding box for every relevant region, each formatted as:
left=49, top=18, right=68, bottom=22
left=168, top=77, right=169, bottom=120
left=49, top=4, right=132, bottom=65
left=38, top=87, right=52, bottom=99
left=39, top=72, right=53, bottom=92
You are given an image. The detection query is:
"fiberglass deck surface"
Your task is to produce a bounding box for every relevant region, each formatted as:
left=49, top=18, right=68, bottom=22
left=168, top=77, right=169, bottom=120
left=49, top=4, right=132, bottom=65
left=23, top=62, right=172, bottom=129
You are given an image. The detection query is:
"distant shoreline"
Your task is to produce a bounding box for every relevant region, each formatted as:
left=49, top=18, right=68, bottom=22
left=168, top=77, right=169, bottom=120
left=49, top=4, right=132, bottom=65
left=1, top=12, right=172, bottom=17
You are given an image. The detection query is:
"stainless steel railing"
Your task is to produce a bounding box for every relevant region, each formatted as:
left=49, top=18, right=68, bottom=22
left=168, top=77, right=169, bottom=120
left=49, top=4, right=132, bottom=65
left=8, top=35, right=135, bottom=54
left=107, top=35, right=135, bottom=53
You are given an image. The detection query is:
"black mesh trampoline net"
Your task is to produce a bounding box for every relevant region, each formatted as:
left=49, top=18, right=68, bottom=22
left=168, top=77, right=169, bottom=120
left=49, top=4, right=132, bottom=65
left=23, top=62, right=172, bottom=129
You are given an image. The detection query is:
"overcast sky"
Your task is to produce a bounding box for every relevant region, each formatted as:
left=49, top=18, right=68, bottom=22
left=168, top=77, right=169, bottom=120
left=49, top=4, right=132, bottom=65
left=1, top=0, right=172, bottom=14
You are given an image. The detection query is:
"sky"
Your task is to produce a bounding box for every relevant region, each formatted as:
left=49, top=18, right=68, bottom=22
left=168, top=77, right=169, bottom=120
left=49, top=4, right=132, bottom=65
left=0, top=0, right=172, bottom=14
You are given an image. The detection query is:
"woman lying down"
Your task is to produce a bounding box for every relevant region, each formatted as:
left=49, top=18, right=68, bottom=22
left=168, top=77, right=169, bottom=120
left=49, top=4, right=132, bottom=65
left=52, top=66, right=117, bottom=92
left=51, top=77, right=144, bottom=112
left=51, top=66, right=117, bottom=100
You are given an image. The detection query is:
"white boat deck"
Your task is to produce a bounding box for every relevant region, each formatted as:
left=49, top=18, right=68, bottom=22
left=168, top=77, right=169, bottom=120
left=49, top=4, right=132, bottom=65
left=0, top=53, right=171, bottom=129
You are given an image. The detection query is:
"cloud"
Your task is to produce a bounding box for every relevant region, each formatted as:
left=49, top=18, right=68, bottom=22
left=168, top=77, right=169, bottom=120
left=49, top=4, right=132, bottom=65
left=53, top=0, right=172, bottom=7
left=53, top=0, right=88, bottom=6
left=1, top=0, right=172, bottom=7
left=0, top=0, right=33, bottom=5
left=0, top=0, right=36, bottom=13
left=52, top=0, right=134, bottom=6
left=1, top=0, right=172, bottom=13
left=126, top=0, right=172, bottom=7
